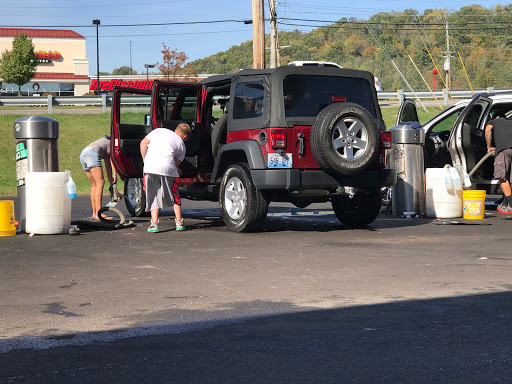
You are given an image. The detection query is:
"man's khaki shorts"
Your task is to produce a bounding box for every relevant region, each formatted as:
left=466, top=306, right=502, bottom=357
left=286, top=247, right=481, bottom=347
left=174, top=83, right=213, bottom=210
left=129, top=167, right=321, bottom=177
left=494, top=148, right=512, bottom=181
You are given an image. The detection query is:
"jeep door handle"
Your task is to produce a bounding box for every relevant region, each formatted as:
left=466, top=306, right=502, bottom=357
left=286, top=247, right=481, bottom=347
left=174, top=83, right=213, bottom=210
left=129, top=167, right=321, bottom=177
left=297, top=133, right=305, bottom=156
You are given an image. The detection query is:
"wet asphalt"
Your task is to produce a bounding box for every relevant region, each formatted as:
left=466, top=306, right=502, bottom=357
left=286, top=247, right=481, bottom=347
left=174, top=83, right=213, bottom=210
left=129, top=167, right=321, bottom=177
left=1, top=196, right=512, bottom=383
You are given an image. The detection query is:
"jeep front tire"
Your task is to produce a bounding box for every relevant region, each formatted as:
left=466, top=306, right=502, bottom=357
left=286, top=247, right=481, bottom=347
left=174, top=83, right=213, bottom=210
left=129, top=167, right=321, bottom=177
left=219, top=163, right=268, bottom=232
left=311, top=102, right=378, bottom=177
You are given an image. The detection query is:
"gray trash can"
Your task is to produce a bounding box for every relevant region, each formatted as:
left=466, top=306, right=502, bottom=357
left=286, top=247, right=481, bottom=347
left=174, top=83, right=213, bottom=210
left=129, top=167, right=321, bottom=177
left=14, top=116, right=59, bottom=232
left=389, top=121, right=425, bottom=217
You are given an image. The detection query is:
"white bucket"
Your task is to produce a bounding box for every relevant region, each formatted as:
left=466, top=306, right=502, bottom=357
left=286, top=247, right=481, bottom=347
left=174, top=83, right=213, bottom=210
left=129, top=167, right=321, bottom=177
left=425, top=167, right=463, bottom=218
left=25, top=172, right=71, bottom=234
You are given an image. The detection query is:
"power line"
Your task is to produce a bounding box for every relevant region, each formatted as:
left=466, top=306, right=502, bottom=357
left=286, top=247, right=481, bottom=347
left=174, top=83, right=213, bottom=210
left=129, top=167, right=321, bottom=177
left=280, top=17, right=512, bottom=26
left=278, top=21, right=512, bottom=31
left=0, top=19, right=249, bottom=29
left=81, top=29, right=250, bottom=38
left=0, top=0, right=182, bottom=9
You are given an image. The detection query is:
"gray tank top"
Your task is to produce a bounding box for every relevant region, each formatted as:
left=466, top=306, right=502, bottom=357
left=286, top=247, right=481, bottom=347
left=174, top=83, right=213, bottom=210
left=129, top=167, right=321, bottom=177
left=89, top=137, right=111, bottom=160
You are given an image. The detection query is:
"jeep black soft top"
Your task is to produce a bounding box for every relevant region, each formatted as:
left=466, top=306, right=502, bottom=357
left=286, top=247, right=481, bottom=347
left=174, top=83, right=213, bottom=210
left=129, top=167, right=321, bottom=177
left=112, top=66, right=396, bottom=232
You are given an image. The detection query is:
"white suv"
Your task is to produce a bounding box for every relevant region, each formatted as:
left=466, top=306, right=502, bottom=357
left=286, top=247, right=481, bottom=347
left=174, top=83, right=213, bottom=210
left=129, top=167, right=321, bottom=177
left=288, top=61, right=382, bottom=91
left=398, top=93, right=512, bottom=194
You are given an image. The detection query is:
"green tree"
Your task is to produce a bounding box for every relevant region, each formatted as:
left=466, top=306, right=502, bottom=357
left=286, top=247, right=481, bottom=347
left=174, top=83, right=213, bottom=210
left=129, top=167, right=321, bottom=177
left=0, top=33, right=38, bottom=95
left=112, top=66, right=137, bottom=75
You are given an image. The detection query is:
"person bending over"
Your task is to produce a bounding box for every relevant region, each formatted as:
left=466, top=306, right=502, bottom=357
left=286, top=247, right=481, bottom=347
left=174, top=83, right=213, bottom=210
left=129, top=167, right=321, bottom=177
left=140, top=123, right=191, bottom=233
left=80, top=135, right=121, bottom=220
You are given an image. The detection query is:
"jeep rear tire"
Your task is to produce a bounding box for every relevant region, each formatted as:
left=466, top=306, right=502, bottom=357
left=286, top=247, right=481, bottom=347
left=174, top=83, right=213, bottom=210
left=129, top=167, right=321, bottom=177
left=311, top=102, right=378, bottom=176
left=124, top=177, right=149, bottom=217
left=219, top=163, right=268, bottom=232
left=332, top=189, right=382, bottom=227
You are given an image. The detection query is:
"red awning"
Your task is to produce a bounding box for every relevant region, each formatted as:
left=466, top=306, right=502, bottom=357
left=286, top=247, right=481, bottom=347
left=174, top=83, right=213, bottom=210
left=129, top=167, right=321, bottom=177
left=0, top=28, right=84, bottom=39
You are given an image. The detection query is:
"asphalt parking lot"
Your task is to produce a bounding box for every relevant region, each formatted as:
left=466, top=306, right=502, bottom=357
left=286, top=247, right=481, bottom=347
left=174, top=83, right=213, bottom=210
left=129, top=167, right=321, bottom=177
left=1, top=196, right=512, bottom=383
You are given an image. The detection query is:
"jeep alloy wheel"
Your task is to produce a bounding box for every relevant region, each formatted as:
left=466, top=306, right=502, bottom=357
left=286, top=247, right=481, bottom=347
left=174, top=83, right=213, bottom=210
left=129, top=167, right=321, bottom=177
left=311, top=102, right=378, bottom=176
left=124, top=177, right=148, bottom=217
left=219, top=163, right=268, bottom=232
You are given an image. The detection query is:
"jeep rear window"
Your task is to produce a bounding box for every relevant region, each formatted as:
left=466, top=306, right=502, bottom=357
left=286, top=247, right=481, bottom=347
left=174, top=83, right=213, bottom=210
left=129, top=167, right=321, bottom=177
left=283, top=75, right=376, bottom=118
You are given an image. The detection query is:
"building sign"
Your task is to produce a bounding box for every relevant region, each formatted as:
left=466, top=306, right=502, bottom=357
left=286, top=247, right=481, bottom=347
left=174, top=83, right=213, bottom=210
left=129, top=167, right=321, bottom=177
left=89, top=79, right=154, bottom=92
left=8, top=50, right=61, bottom=64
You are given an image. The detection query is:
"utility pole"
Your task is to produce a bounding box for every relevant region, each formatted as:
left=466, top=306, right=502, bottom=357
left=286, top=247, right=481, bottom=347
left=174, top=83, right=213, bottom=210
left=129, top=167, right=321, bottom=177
left=269, top=0, right=279, bottom=68
left=443, top=22, right=453, bottom=89
left=252, top=0, right=265, bottom=69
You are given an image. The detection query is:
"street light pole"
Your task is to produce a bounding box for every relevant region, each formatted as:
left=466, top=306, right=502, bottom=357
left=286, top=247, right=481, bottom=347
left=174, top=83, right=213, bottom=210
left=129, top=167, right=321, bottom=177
left=92, top=19, right=100, bottom=95
left=144, top=64, right=155, bottom=81
left=129, top=41, right=132, bottom=75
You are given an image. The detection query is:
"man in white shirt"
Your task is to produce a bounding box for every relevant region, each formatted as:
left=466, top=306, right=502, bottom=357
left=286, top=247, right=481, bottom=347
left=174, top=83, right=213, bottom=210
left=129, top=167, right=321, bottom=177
left=140, top=123, right=191, bottom=233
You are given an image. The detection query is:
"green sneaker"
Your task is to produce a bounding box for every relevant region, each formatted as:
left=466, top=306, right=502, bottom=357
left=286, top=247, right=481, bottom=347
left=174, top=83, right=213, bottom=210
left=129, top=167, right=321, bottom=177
left=175, top=218, right=185, bottom=231
left=147, top=220, right=159, bottom=233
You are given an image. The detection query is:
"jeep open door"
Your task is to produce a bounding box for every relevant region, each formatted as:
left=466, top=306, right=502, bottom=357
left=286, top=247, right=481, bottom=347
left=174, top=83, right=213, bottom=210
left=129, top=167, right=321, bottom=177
left=111, top=82, right=205, bottom=217
left=448, top=95, right=492, bottom=177
left=111, top=87, right=152, bottom=179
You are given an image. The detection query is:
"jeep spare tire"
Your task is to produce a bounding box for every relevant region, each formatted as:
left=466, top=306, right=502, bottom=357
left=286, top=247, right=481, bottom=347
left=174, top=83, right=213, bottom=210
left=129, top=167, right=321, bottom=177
left=310, top=102, right=378, bottom=177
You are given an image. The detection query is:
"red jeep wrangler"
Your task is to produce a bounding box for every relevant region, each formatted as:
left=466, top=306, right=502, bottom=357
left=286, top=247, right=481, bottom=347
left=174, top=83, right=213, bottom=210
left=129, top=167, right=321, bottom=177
left=111, top=66, right=396, bottom=232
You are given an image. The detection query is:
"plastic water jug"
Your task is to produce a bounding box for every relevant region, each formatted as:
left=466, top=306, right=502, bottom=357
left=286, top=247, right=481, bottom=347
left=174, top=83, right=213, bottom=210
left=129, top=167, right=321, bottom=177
left=66, top=170, right=77, bottom=199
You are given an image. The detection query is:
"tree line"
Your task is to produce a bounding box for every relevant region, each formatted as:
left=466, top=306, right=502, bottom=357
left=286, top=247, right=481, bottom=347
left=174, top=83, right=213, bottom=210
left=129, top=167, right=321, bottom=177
left=193, top=4, right=512, bottom=90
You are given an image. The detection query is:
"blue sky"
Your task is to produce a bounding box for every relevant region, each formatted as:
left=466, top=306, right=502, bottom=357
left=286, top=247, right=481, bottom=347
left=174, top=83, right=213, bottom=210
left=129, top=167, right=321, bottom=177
left=1, top=0, right=503, bottom=75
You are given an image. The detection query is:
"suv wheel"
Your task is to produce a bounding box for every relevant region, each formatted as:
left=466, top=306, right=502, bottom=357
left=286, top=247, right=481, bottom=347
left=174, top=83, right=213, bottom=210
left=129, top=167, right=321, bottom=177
left=124, top=177, right=149, bottom=217
left=332, top=189, right=382, bottom=227
left=311, top=102, right=378, bottom=176
left=219, top=163, right=268, bottom=232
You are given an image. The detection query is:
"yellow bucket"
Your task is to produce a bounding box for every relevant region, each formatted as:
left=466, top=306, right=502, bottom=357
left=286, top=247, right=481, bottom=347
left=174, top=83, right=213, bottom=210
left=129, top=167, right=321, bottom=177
left=0, top=200, right=16, bottom=236
left=462, top=190, right=486, bottom=220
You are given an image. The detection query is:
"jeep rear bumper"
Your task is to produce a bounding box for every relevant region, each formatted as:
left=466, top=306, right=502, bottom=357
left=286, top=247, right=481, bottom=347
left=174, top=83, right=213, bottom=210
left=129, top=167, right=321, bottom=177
left=251, top=168, right=397, bottom=191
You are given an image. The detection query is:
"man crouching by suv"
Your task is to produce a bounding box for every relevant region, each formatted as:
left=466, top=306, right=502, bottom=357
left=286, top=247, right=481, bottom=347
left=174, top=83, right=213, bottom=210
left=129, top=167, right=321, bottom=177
left=485, top=113, right=512, bottom=214
left=140, top=123, right=191, bottom=232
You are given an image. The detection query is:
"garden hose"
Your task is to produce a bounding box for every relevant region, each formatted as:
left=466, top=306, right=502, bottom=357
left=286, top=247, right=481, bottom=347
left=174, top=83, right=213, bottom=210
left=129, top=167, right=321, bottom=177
left=468, top=149, right=495, bottom=178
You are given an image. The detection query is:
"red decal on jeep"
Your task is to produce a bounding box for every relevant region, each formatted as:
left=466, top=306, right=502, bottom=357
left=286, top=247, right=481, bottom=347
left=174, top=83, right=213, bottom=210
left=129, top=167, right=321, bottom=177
left=332, top=96, right=347, bottom=102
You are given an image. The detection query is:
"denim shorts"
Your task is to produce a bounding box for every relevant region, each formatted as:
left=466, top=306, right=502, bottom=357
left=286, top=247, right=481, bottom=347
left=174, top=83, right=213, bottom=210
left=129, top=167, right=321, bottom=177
left=80, top=146, right=102, bottom=171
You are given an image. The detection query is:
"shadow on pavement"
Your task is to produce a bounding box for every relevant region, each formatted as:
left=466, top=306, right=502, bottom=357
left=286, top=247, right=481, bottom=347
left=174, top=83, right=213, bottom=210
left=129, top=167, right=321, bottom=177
left=1, top=291, right=511, bottom=383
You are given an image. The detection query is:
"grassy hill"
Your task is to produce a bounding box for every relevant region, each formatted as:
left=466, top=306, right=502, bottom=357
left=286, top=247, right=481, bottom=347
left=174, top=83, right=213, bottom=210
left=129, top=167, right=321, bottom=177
left=193, top=5, right=512, bottom=91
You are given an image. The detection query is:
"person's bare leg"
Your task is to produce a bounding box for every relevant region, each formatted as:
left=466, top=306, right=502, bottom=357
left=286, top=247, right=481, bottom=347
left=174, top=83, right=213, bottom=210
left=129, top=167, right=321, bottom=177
left=85, top=170, right=97, bottom=219
left=89, top=166, right=105, bottom=219
left=173, top=204, right=182, bottom=222
left=151, top=209, right=159, bottom=225
left=500, top=179, right=511, bottom=197
left=173, top=204, right=185, bottom=230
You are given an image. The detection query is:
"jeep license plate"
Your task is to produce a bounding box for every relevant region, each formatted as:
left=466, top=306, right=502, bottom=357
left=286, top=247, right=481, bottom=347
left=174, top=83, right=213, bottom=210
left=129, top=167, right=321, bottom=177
left=268, top=153, right=293, bottom=168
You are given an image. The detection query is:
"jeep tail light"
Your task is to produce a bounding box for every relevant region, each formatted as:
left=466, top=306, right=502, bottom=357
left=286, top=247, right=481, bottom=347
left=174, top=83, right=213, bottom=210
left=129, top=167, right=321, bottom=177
left=380, top=131, right=392, bottom=149
left=271, top=129, right=287, bottom=149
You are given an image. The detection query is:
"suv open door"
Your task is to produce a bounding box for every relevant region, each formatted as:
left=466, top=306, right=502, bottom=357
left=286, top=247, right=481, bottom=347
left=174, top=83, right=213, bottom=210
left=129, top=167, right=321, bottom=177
left=396, top=98, right=420, bottom=125
left=448, top=95, right=492, bottom=177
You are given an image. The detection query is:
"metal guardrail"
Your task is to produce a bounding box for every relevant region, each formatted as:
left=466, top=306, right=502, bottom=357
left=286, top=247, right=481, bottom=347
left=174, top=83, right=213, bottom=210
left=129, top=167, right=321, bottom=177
left=2, top=87, right=512, bottom=113
left=378, top=87, right=512, bottom=105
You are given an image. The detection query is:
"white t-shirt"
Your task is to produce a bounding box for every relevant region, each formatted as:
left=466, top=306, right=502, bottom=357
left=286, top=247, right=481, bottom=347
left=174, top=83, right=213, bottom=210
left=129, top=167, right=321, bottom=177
left=143, top=128, right=186, bottom=177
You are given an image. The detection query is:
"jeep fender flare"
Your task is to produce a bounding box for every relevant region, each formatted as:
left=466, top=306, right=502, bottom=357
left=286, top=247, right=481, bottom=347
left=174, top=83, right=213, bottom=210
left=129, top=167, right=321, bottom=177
left=211, top=140, right=265, bottom=182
